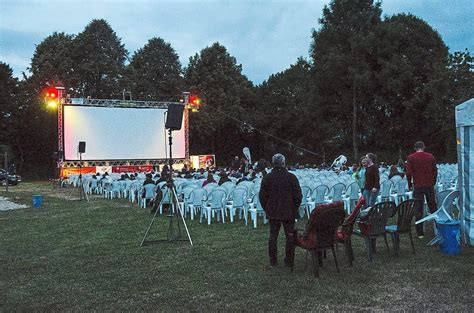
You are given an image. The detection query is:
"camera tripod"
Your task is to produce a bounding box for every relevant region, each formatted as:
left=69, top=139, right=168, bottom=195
left=139, top=128, right=193, bottom=247
left=139, top=179, right=193, bottom=246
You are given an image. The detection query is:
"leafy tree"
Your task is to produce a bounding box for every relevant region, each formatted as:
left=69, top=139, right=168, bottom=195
left=25, top=33, right=76, bottom=176
left=0, top=63, right=53, bottom=176
left=72, top=19, right=128, bottom=98
left=184, top=42, right=255, bottom=164
left=435, top=49, right=474, bottom=160
left=0, top=62, right=18, bottom=125
left=373, top=14, right=450, bottom=160
left=0, top=62, right=19, bottom=157
left=310, top=0, right=382, bottom=161
left=29, top=32, right=74, bottom=93
left=256, top=58, right=316, bottom=162
left=125, top=37, right=183, bottom=101
left=448, top=49, right=473, bottom=104
left=13, top=81, right=58, bottom=177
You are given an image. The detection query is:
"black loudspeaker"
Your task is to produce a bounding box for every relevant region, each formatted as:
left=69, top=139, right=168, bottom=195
left=165, top=103, right=184, bottom=130
left=78, top=141, right=86, bottom=153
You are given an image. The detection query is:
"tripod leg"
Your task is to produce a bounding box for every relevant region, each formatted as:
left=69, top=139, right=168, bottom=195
left=169, top=194, right=182, bottom=240
left=140, top=188, right=168, bottom=247
left=171, top=187, right=193, bottom=246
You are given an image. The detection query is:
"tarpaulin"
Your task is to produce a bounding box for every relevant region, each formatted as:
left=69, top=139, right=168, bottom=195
left=61, top=167, right=96, bottom=178
left=455, top=98, right=474, bottom=246
left=112, top=165, right=154, bottom=173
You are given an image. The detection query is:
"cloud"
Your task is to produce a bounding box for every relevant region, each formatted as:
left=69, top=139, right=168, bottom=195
left=0, top=0, right=472, bottom=84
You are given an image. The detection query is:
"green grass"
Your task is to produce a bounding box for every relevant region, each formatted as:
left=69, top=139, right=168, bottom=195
left=1, top=182, right=473, bottom=311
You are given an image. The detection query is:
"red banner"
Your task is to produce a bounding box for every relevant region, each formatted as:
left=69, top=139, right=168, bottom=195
left=112, top=165, right=154, bottom=173
left=61, top=167, right=96, bottom=178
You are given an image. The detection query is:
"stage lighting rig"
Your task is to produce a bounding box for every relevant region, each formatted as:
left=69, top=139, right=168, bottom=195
left=44, top=86, right=59, bottom=108
left=188, top=95, right=201, bottom=112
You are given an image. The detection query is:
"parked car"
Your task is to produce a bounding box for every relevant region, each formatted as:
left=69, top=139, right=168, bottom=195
left=0, top=169, right=21, bottom=186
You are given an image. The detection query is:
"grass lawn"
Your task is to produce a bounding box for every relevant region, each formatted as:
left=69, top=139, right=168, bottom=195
left=1, top=182, right=473, bottom=311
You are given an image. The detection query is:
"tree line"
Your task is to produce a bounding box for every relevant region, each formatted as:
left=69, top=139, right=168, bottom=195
left=0, top=0, right=472, bottom=178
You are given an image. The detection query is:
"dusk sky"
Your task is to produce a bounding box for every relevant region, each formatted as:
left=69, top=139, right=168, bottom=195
left=1, top=0, right=473, bottom=84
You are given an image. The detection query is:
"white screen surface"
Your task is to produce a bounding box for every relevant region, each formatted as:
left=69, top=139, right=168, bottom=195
left=64, top=106, right=185, bottom=160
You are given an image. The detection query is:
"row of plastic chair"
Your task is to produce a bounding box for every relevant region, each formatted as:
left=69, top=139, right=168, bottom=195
left=175, top=184, right=267, bottom=227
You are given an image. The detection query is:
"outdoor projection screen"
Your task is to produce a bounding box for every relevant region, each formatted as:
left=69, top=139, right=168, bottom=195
left=63, top=106, right=185, bottom=160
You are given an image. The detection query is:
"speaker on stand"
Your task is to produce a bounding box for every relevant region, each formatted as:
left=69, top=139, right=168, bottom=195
left=165, top=103, right=184, bottom=131
left=78, top=141, right=86, bottom=200
left=140, top=103, right=193, bottom=247
left=78, top=141, right=86, bottom=154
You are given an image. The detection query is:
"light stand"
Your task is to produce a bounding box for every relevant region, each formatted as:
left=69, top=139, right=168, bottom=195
left=140, top=128, right=193, bottom=247
left=79, top=151, right=83, bottom=200
left=77, top=152, right=89, bottom=202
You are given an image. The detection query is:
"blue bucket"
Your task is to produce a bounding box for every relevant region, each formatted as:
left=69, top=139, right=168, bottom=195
left=32, top=195, right=43, bottom=208
left=437, top=220, right=461, bottom=255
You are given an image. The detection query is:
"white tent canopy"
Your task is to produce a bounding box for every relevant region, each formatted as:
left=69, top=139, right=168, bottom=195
left=455, top=98, right=474, bottom=246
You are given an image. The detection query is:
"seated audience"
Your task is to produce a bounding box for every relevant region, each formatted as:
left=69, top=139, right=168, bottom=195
left=202, top=172, right=216, bottom=187
left=218, top=170, right=231, bottom=186
left=143, top=173, right=155, bottom=186
left=195, top=168, right=206, bottom=179
left=229, top=169, right=242, bottom=178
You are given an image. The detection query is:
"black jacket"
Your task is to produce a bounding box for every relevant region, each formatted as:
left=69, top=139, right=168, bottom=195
left=259, top=167, right=302, bottom=220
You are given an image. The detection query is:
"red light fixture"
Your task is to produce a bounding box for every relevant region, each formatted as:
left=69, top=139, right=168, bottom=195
left=44, top=86, right=59, bottom=108
left=188, top=94, right=202, bottom=112
left=46, top=87, right=58, bottom=99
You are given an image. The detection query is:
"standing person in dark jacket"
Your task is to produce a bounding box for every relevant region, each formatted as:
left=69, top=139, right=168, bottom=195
left=259, top=153, right=302, bottom=269
left=363, top=153, right=380, bottom=208
left=231, top=156, right=240, bottom=171
left=406, top=141, right=438, bottom=238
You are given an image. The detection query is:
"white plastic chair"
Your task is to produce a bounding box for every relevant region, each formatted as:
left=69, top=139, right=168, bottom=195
left=187, top=188, right=207, bottom=220
left=247, top=193, right=267, bottom=228
left=378, top=180, right=393, bottom=202
left=128, top=181, right=141, bottom=203
left=109, top=181, right=121, bottom=199
left=390, top=179, right=409, bottom=205
left=181, top=186, right=195, bottom=217
left=342, top=181, right=360, bottom=213
left=307, top=185, right=329, bottom=215
left=328, top=182, right=345, bottom=202
left=225, top=188, right=248, bottom=223
left=201, top=189, right=227, bottom=225
left=88, top=178, right=99, bottom=194
left=203, top=182, right=218, bottom=195
left=299, top=186, right=311, bottom=218
left=221, top=181, right=236, bottom=196
left=416, top=190, right=459, bottom=245
left=141, top=183, right=156, bottom=208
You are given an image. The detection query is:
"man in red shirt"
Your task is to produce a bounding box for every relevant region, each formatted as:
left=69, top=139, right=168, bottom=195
left=406, top=141, right=438, bottom=238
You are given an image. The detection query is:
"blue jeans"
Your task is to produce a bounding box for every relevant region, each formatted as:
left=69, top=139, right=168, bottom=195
left=363, top=189, right=379, bottom=208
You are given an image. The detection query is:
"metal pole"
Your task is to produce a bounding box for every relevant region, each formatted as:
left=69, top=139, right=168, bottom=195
left=79, top=152, right=83, bottom=200
left=171, top=186, right=193, bottom=246
left=184, top=108, right=189, bottom=165
left=140, top=187, right=170, bottom=247
left=168, top=129, right=173, bottom=170
left=182, top=91, right=190, bottom=167
left=56, top=87, right=65, bottom=178
left=4, top=151, right=8, bottom=193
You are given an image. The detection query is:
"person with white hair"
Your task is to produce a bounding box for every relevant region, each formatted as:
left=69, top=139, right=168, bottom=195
left=259, top=153, right=302, bottom=270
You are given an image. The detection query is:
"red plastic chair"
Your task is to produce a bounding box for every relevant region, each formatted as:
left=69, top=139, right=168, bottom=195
left=335, top=196, right=366, bottom=266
